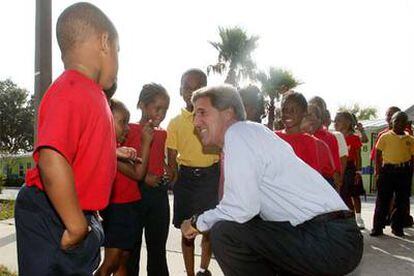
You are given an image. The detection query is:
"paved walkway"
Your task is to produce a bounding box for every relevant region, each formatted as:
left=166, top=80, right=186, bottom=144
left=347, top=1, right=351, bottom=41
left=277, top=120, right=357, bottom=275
left=1, top=189, right=413, bottom=275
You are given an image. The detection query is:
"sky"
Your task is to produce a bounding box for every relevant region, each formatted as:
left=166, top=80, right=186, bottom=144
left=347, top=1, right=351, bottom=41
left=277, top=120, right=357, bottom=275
left=1, top=0, right=414, bottom=127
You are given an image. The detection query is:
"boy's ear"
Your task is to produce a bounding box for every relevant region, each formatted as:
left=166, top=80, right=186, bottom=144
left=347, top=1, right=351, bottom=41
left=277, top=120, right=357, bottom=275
left=100, top=32, right=111, bottom=54
left=223, top=107, right=235, bottom=120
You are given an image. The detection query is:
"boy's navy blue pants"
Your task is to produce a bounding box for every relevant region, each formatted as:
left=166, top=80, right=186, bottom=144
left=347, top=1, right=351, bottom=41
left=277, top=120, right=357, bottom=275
left=15, top=185, right=104, bottom=276
left=373, top=163, right=412, bottom=232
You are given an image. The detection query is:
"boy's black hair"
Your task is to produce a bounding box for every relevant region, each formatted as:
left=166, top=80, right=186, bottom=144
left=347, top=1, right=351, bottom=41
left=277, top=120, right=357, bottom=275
left=138, top=83, right=169, bottom=107
left=180, top=69, right=207, bottom=87
left=281, top=91, right=308, bottom=113
left=238, top=85, right=265, bottom=113
left=392, top=111, right=408, bottom=123
left=56, top=2, right=118, bottom=56
left=388, top=106, right=401, bottom=113
left=109, top=98, right=130, bottom=117
left=336, top=111, right=355, bottom=132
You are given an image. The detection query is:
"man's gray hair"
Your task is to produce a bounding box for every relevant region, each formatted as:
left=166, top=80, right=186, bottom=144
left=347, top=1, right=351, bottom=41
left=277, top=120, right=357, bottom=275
left=192, top=85, right=246, bottom=121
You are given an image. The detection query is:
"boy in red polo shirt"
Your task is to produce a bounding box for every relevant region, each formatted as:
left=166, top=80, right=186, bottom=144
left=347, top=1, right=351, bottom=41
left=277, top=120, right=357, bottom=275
left=14, top=3, right=119, bottom=275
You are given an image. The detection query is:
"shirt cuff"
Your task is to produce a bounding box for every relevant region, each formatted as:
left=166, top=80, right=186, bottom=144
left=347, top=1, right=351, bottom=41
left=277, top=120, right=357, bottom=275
left=196, top=214, right=210, bottom=232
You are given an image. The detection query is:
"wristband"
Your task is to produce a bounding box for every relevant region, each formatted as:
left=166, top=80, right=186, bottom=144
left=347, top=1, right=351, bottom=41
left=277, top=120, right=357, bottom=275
left=190, top=214, right=200, bottom=231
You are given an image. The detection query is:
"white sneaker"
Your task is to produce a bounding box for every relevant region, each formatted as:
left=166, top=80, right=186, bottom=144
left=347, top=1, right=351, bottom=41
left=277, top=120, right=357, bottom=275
left=356, top=216, right=365, bottom=229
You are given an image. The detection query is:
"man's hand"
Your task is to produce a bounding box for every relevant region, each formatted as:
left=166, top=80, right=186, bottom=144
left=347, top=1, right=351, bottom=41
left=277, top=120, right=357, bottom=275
left=181, top=219, right=199, bottom=240
left=60, top=225, right=90, bottom=250
left=116, top=146, right=137, bottom=161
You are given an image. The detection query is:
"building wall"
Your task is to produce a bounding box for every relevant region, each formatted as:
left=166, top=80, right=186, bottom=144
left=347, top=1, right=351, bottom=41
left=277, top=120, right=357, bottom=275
left=0, top=155, right=34, bottom=180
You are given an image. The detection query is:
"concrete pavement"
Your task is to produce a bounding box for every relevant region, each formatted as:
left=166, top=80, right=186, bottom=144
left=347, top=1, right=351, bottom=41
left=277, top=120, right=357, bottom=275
left=0, top=191, right=413, bottom=275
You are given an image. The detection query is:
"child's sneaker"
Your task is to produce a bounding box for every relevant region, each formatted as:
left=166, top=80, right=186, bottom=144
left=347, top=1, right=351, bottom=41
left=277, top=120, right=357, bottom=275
left=196, top=269, right=212, bottom=276
left=355, top=216, right=365, bottom=229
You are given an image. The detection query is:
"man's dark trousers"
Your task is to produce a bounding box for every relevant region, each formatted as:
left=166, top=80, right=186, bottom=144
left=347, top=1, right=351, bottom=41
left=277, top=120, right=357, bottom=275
left=210, top=215, right=363, bottom=276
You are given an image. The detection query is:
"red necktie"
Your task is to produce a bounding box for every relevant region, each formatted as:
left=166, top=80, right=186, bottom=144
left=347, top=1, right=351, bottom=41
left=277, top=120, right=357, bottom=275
left=218, top=153, right=225, bottom=200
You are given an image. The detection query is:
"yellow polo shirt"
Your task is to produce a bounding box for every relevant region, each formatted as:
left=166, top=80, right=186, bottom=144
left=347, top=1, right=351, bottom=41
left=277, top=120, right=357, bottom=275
left=166, top=108, right=219, bottom=167
left=376, top=130, right=414, bottom=164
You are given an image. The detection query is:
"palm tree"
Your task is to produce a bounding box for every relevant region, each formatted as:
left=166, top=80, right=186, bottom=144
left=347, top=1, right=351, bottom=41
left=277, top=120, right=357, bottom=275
left=257, top=68, right=301, bottom=129
left=207, top=26, right=259, bottom=87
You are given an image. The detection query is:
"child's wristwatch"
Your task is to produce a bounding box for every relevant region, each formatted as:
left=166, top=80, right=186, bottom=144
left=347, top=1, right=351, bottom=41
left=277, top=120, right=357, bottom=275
left=190, top=214, right=200, bottom=232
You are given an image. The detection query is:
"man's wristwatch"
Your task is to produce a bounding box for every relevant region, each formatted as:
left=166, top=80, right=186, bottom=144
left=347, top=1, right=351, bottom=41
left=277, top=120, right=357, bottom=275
left=190, top=214, right=200, bottom=232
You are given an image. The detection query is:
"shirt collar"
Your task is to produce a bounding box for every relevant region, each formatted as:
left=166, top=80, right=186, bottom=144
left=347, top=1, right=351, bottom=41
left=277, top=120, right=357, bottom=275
left=181, top=108, right=194, bottom=119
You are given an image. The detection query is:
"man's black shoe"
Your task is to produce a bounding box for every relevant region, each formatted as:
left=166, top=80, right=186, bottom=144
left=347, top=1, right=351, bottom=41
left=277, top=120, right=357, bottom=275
left=370, top=229, right=383, bottom=237
left=391, top=228, right=405, bottom=237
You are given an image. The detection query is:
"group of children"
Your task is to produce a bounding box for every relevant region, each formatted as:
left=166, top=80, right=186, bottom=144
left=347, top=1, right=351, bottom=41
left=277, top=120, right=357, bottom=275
left=13, top=2, right=414, bottom=276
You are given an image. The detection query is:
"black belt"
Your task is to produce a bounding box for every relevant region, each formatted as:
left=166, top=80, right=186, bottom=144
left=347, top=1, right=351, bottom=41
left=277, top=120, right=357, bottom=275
left=309, top=210, right=354, bottom=223
left=382, top=161, right=411, bottom=169
left=179, top=163, right=219, bottom=176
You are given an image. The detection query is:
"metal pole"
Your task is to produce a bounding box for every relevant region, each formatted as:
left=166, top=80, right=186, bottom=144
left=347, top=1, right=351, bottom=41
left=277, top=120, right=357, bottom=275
left=34, top=0, right=52, bottom=140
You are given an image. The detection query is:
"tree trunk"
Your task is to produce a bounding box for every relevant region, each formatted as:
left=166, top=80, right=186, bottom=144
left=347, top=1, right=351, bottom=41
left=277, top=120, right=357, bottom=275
left=34, top=0, right=52, bottom=142
left=225, top=68, right=237, bottom=87
left=267, top=96, right=275, bottom=130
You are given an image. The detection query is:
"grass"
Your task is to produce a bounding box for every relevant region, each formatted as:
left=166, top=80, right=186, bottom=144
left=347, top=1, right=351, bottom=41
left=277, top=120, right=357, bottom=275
left=0, top=200, right=15, bottom=220
left=0, top=265, right=17, bottom=276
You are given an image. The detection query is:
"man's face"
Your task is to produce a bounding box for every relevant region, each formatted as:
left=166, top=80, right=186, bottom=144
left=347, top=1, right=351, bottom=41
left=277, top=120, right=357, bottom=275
left=180, top=74, right=204, bottom=108
left=193, top=97, right=227, bottom=147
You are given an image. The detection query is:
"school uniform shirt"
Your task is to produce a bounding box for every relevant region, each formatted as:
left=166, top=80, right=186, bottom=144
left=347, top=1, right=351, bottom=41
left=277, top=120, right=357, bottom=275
left=275, top=131, right=320, bottom=172
left=370, top=127, right=389, bottom=161
left=196, top=121, right=348, bottom=232
left=332, top=131, right=349, bottom=158
left=375, top=130, right=414, bottom=165
left=25, top=70, right=117, bottom=211
left=110, top=123, right=167, bottom=204
left=166, top=108, right=219, bottom=167
left=345, top=134, right=362, bottom=164
left=315, top=138, right=336, bottom=178
left=314, top=127, right=341, bottom=173
left=370, top=126, right=413, bottom=160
